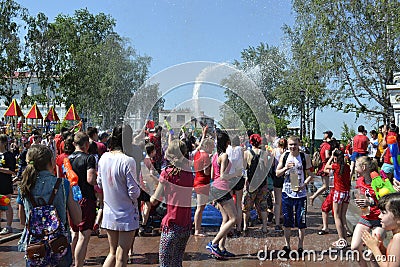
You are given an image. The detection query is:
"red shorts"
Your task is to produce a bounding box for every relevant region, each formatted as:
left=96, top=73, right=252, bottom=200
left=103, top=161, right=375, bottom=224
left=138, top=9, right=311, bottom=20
left=333, top=190, right=350, bottom=204
left=70, top=198, right=96, bottom=232
left=321, top=189, right=334, bottom=213
left=94, top=185, right=103, bottom=194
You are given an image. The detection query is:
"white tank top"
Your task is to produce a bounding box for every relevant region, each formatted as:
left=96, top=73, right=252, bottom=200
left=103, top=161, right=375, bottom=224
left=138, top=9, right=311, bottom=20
left=282, top=153, right=307, bottom=198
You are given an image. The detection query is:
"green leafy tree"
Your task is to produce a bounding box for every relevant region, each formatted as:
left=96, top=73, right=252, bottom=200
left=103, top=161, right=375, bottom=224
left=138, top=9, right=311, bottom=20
left=289, top=0, right=400, bottom=120
left=50, top=9, right=151, bottom=128
left=0, top=0, right=28, bottom=106
left=221, top=43, right=289, bottom=136
left=23, top=12, right=63, bottom=108
left=340, top=122, right=356, bottom=144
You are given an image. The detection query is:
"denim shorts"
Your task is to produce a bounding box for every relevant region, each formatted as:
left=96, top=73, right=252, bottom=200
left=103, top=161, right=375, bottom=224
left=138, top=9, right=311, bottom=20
left=282, top=193, right=307, bottom=229
left=358, top=218, right=382, bottom=228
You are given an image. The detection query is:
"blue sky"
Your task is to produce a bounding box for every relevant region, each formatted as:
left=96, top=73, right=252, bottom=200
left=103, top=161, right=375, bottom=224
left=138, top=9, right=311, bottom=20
left=16, top=0, right=377, bottom=138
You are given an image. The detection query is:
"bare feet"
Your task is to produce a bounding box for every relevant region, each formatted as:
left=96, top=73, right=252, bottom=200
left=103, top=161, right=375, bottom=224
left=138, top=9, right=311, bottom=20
left=194, top=231, right=206, bottom=237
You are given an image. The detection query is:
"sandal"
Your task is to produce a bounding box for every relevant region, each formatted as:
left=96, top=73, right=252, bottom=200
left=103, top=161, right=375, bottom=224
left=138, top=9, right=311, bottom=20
left=331, top=239, right=348, bottom=249
left=318, top=230, right=328, bottom=235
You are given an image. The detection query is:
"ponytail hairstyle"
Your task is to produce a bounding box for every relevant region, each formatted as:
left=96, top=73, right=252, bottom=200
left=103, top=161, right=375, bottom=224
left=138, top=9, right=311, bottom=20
left=333, top=149, right=345, bottom=176
left=19, top=145, right=53, bottom=197
left=216, top=131, right=230, bottom=155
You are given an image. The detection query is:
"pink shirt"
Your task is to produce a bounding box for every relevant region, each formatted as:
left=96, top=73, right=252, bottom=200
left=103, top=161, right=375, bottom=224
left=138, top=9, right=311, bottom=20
left=211, top=153, right=231, bottom=191
left=160, top=166, right=194, bottom=229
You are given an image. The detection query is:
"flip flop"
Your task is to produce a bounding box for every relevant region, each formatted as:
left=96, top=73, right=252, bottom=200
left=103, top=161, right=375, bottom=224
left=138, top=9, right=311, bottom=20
left=318, top=230, right=328, bottom=235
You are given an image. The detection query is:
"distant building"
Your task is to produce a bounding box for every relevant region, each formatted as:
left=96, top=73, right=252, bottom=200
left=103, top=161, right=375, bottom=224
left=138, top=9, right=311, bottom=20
left=0, top=71, right=66, bottom=121
left=159, top=109, right=214, bottom=133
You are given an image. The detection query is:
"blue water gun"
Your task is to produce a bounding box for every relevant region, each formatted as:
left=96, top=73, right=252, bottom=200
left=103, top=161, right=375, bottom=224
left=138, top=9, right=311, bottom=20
left=387, top=135, right=400, bottom=181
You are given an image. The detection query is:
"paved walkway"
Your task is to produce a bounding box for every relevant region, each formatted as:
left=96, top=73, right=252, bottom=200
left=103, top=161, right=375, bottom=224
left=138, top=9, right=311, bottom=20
left=0, top=190, right=365, bottom=267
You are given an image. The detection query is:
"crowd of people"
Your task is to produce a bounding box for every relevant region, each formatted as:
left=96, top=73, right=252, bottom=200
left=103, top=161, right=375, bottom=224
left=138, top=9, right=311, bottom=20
left=0, top=120, right=399, bottom=267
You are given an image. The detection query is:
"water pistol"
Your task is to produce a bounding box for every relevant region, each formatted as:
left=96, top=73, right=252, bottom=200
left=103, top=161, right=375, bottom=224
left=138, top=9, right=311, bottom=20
left=387, top=135, right=400, bottom=182
left=370, top=171, right=396, bottom=199
left=0, top=194, right=10, bottom=211
left=164, top=119, right=174, bottom=135
left=265, top=144, right=273, bottom=152
left=63, top=158, right=82, bottom=201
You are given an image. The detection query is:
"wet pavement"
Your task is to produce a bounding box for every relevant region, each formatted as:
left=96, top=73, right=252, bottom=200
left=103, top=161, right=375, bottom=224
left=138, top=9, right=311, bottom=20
left=0, top=189, right=366, bottom=267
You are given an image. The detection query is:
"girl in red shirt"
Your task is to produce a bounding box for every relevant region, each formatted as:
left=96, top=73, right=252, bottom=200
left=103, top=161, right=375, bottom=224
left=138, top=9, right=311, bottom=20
left=324, top=149, right=351, bottom=248
left=351, top=156, right=385, bottom=267
left=193, top=138, right=214, bottom=236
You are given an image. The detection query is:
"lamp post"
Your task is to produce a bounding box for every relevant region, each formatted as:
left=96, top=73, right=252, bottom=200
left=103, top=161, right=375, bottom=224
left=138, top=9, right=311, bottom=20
left=299, top=88, right=305, bottom=141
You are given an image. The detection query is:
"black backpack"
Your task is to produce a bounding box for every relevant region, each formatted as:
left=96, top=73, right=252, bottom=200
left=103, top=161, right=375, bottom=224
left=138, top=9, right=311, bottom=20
left=246, top=149, right=267, bottom=192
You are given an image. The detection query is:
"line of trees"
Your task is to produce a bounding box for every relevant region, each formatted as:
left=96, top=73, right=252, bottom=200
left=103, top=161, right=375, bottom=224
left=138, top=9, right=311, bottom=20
left=221, top=0, right=399, bottom=139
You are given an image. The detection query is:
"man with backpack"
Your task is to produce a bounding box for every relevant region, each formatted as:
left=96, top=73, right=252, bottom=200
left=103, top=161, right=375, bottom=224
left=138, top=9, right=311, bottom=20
left=69, top=132, right=97, bottom=267
left=276, top=136, right=314, bottom=258
left=242, top=134, right=273, bottom=234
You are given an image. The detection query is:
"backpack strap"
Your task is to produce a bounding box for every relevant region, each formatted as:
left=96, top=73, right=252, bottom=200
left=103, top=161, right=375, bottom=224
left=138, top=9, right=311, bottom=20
left=282, top=151, right=290, bottom=167
left=300, top=152, right=306, bottom=172
left=247, top=149, right=256, bottom=168
left=249, top=149, right=256, bottom=157
left=48, top=178, right=62, bottom=205
left=27, top=178, right=62, bottom=207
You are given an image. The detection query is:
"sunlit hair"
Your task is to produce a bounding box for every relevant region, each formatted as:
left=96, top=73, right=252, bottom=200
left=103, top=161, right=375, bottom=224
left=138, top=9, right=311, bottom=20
left=74, top=132, right=89, bottom=148
left=19, top=145, right=53, bottom=197
left=378, top=192, right=400, bottom=219
left=356, top=156, right=378, bottom=173
left=288, top=135, right=300, bottom=144
left=201, top=138, right=214, bottom=150
left=165, top=139, right=187, bottom=168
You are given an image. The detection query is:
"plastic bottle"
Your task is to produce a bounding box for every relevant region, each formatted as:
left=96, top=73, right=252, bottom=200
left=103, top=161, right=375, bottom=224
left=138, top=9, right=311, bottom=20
left=72, top=185, right=82, bottom=202
left=290, top=167, right=299, bottom=192
left=63, top=158, right=82, bottom=201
